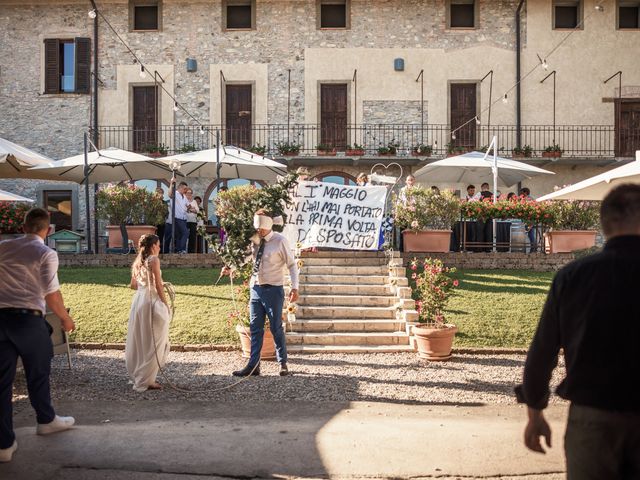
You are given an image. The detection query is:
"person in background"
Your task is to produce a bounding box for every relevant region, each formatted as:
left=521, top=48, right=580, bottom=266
left=480, top=182, right=493, bottom=201
left=507, top=192, right=517, bottom=201
left=356, top=173, right=369, bottom=186
left=430, top=186, right=440, bottom=195
left=397, top=174, right=416, bottom=206
left=296, top=166, right=311, bottom=181
left=218, top=186, right=228, bottom=246
left=0, top=208, right=76, bottom=463
left=519, top=187, right=537, bottom=253
left=194, top=196, right=205, bottom=253
left=185, top=188, right=199, bottom=254
left=154, top=187, right=166, bottom=253
left=465, top=185, right=480, bottom=201
left=163, top=180, right=189, bottom=254
left=516, top=184, right=640, bottom=479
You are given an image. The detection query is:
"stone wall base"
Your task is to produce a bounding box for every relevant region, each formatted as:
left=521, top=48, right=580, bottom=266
left=58, top=253, right=223, bottom=268
left=401, top=252, right=574, bottom=272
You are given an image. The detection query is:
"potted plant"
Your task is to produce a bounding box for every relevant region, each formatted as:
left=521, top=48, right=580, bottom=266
left=544, top=200, right=600, bottom=253
left=0, top=201, right=31, bottom=240
left=446, top=142, right=467, bottom=157
left=177, top=143, right=198, bottom=153
left=345, top=144, right=365, bottom=156
left=377, top=140, right=399, bottom=156
left=396, top=186, right=460, bottom=252
left=542, top=143, right=563, bottom=158
left=248, top=144, right=267, bottom=156
left=316, top=143, right=337, bottom=156
left=412, top=143, right=433, bottom=157
left=145, top=143, right=169, bottom=158
left=410, top=257, right=459, bottom=361
left=512, top=145, right=533, bottom=159
left=275, top=141, right=301, bottom=156
left=96, top=184, right=168, bottom=250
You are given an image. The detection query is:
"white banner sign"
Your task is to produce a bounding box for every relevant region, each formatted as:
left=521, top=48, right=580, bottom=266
left=284, top=180, right=387, bottom=250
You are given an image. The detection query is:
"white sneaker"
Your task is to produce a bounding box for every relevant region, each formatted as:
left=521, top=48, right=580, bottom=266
left=0, top=440, right=17, bottom=463
left=36, top=415, right=75, bottom=435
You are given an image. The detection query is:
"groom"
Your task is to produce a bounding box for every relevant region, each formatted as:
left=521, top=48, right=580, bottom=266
left=233, top=209, right=299, bottom=377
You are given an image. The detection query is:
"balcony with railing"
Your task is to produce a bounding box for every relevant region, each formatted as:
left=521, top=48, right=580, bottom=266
left=93, top=124, right=640, bottom=160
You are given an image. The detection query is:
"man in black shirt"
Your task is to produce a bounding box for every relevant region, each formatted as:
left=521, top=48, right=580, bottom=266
left=516, top=184, right=640, bottom=479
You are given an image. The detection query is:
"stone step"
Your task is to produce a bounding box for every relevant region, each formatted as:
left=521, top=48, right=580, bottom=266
left=297, top=305, right=397, bottom=319
left=298, top=294, right=397, bottom=307
left=302, top=265, right=389, bottom=276
left=299, top=274, right=398, bottom=285
left=286, top=332, right=411, bottom=346
left=287, top=319, right=405, bottom=332
left=287, top=344, right=415, bottom=354
left=300, top=284, right=393, bottom=296
left=300, top=257, right=389, bottom=266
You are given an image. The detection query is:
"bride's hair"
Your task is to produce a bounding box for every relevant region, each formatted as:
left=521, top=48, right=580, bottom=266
left=132, top=234, right=160, bottom=273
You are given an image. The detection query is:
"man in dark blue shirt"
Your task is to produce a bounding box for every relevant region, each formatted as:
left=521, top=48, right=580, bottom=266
left=516, top=184, right=640, bottom=479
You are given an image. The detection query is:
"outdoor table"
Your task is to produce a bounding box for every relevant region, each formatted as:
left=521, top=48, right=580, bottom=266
left=451, top=220, right=511, bottom=252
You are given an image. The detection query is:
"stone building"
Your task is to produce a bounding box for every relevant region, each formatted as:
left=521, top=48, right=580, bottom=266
left=0, top=0, right=639, bottom=240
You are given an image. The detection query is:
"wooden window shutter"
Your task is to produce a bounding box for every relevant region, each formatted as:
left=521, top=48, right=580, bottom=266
left=44, top=38, right=60, bottom=94
left=74, top=37, right=91, bottom=94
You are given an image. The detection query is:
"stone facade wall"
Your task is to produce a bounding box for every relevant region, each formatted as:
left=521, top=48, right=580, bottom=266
left=362, top=101, right=427, bottom=125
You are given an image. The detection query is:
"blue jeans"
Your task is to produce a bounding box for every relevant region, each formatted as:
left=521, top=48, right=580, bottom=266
left=0, top=312, right=56, bottom=448
left=527, top=225, right=537, bottom=252
left=248, top=285, right=287, bottom=367
left=163, top=219, right=189, bottom=253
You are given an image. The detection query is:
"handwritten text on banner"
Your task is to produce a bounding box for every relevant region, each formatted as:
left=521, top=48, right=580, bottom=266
left=284, top=181, right=386, bottom=250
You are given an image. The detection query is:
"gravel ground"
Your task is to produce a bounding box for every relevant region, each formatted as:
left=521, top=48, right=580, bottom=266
left=13, top=350, right=567, bottom=408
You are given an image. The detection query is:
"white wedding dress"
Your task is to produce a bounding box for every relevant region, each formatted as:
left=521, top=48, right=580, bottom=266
left=125, top=256, right=171, bottom=392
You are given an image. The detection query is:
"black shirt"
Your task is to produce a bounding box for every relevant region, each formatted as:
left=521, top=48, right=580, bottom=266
left=516, top=235, right=640, bottom=412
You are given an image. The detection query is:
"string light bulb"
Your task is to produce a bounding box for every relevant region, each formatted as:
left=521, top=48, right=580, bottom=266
left=173, top=102, right=179, bottom=112
left=451, top=133, right=457, bottom=140
left=88, top=9, right=97, bottom=19
left=475, top=116, right=481, bottom=125
left=542, top=59, right=549, bottom=71
left=595, top=4, right=604, bottom=11
left=139, top=65, right=146, bottom=78
left=199, top=126, right=205, bottom=135
left=502, top=93, right=508, bottom=104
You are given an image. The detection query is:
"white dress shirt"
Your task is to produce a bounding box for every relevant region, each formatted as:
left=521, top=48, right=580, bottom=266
left=186, top=200, right=199, bottom=223
left=0, top=234, right=61, bottom=313
left=167, top=190, right=188, bottom=222
left=252, top=231, right=299, bottom=289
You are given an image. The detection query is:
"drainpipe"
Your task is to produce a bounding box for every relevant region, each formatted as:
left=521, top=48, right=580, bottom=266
left=515, top=0, right=525, bottom=149
left=90, top=0, right=99, bottom=253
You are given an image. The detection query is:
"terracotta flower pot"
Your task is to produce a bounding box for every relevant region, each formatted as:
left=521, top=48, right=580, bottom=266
left=545, top=230, right=597, bottom=253
left=106, top=225, right=156, bottom=249
left=402, top=230, right=452, bottom=253
left=317, top=149, right=337, bottom=156
left=346, top=149, right=365, bottom=156
left=412, top=324, right=457, bottom=361
left=542, top=151, right=561, bottom=158
left=236, top=324, right=277, bottom=360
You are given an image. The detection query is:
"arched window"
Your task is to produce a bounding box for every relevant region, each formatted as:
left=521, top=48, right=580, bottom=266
left=131, top=179, right=170, bottom=200
left=315, top=171, right=357, bottom=186
left=204, top=178, right=265, bottom=226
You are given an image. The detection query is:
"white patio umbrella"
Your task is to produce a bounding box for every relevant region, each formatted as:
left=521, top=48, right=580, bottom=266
left=28, top=146, right=176, bottom=183
left=0, top=137, right=57, bottom=179
left=161, top=145, right=286, bottom=182
left=538, top=152, right=640, bottom=201
left=0, top=188, right=34, bottom=202
left=413, top=150, right=555, bottom=188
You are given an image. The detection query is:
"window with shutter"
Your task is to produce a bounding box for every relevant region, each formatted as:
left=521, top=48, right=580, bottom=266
left=618, top=1, right=640, bottom=29
left=317, top=0, right=350, bottom=29
left=553, top=0, right=582, bottom=29
left=43, top=37, right=91, bottom=94
left=447, top=0, right=477, bottom=29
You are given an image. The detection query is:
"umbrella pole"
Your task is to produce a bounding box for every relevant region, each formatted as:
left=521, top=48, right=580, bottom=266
left=216, top=129, right=221, bottom=183
left=491, top=135, right=498, bottom=253
left=83, top=132, right=93, bottom=254
left=170, top=172, right=176, bottom=254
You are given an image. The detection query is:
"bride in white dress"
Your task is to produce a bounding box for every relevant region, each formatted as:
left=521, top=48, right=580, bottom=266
left=125, top=234, right=171, bottom=391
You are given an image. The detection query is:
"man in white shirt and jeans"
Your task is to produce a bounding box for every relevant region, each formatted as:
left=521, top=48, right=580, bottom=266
left=232, top=209, right=299, bottom=377
left=0, top=208, right=76, bottom=463
left=164, top=180, right=189, bottom=253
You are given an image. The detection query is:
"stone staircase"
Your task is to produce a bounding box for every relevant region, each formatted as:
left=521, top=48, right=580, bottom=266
left=286, top=251, right=418, bottom=353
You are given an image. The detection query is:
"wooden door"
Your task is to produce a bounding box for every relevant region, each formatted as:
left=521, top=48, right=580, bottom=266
left=616, top=100, right=640, bottom=157
left=450, top=84, right=477, bottom=150
left=320, top=84, right=348, bottom=149
left=226, top=84, right=252, bottom=148
left=133, top=86, right=157, bottom=152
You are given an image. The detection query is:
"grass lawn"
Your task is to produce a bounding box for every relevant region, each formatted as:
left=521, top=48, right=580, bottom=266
left=59, top=268, right=554, bottom=348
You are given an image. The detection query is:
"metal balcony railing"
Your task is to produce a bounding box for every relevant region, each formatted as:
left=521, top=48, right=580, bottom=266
left=93, top=124, right=640, bottom=159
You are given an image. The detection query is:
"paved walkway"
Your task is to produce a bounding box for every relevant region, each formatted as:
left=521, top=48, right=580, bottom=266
left=2, top=401, right=567, bottom=479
